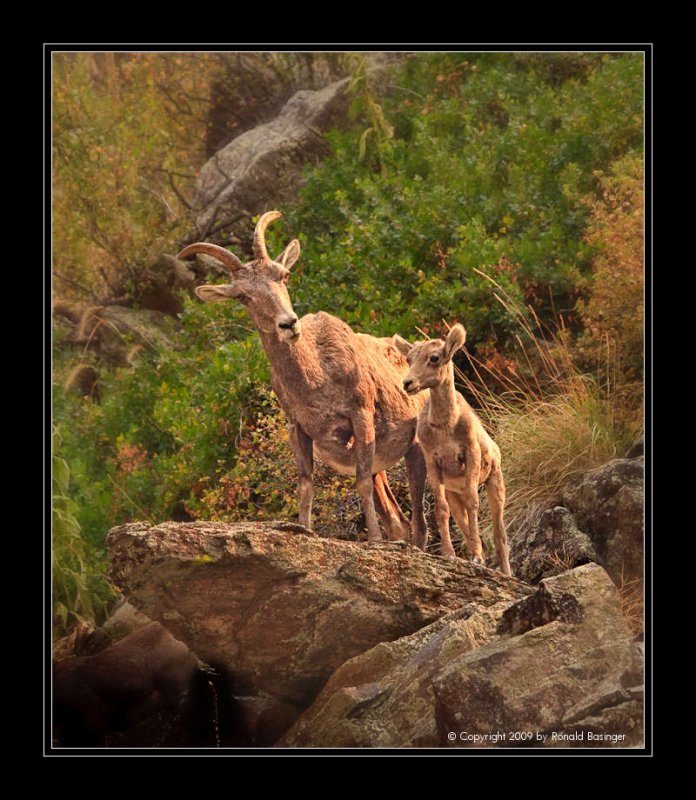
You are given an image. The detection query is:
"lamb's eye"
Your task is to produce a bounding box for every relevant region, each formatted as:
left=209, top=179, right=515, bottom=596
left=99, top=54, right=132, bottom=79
left=429, top=355, right=440, bottom=364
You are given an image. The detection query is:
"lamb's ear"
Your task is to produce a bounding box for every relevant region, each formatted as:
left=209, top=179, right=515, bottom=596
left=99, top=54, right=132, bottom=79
left=442, top=324, right=467, bottom=362
left=277, top=239, right=301, bottom=269
left=195, top=284, right=237, bottom=303
left=393, top=334, right=413, bottom=357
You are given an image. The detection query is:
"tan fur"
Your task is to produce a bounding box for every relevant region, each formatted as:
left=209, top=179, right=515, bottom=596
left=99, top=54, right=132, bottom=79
left=395, top=325, right=511, bottom=574
left=179, top=212, right=428, bottom=547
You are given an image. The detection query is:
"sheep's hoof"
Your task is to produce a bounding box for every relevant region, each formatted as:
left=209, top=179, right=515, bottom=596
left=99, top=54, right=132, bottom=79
left=471, top=556, right=486, bottom=566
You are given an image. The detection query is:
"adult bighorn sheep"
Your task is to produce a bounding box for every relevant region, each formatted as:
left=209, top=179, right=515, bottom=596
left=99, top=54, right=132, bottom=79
left=394, top=324, right=512, bottom=575
left=178, top=211, right=428, bottom=547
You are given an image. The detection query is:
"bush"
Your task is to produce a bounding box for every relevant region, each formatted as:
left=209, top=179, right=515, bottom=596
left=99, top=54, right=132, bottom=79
left=276, top=53, right=642, bottom=346
left=52, top=53, right=216, bottom=302
left=53, top=297, right=271, bottom=547
left=576, top=153, right=644, bottom=383
left=52, top=428, right=115, bottom=636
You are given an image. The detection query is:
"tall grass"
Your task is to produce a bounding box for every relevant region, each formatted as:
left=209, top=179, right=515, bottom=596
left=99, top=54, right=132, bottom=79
left=455, top=271, right=641, bottom=536
left=53, top=428, right=115, bottom=637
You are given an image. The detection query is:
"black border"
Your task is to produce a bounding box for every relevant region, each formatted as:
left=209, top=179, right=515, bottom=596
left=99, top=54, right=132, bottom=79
left=45, top=43, right=653, bottom=757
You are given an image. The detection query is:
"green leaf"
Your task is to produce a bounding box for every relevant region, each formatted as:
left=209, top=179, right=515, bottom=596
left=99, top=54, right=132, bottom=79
left=53, top=456, right=70, bottom=495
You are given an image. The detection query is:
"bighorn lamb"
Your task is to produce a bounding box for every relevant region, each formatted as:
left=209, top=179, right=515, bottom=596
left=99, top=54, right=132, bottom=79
left=394, top=324, right=511, bottom=575
left=179, top=211, right=428, bottom=547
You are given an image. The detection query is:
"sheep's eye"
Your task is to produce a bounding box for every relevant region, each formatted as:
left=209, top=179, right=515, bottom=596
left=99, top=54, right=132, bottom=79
left=235, top=292, right=250, bottom=304
left=429, top=355, right=440, bottom=365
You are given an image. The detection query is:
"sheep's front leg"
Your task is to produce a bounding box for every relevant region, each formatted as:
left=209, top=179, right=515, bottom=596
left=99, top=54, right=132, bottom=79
left=447, top=490, right=484, bottom=565
left=352, top=410, right=383, bottom=543
left=288, top=421, right=314, bottom=529
left=406, top=442, right=428, bottom=550
left=427, top=462, right=456, bottom=558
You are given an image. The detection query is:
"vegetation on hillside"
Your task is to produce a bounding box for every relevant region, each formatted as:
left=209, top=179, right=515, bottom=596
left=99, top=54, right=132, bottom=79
left=52, top=52, right=644, bottom=627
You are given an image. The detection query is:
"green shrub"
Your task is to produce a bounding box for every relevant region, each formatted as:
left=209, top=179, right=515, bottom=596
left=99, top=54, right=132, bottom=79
left=53, top=297, right=271, bottom=546
left=274, top=52, right=642, bottom=346
left=52, top=428, right=115, bottom=636
left=576, top=153, right=644, bottom=383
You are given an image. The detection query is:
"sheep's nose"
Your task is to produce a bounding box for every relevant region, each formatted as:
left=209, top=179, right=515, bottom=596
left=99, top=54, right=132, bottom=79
left=403, top=379, right=413, bottom=391
left=279, top=315, right=299, bottom=330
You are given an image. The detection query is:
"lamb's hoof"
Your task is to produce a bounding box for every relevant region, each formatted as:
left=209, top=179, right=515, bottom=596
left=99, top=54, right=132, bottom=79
left=441, top=548, right=457, bottom=559
left=471, top=556, right=486, bottom=567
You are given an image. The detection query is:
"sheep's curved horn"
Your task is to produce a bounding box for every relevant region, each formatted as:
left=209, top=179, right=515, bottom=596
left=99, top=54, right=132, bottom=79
left=177, top=243, right=244, bottom=273
left=253, top=210, right=282, bottom=261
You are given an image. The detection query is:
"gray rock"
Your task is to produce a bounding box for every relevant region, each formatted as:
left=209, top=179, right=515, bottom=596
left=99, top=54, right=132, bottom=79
left=79, top=599, right=153, bottom=656
left=189, top=76, right=354, bottom=245
left=626, top=432, right=644, bottom=459
left=281, top=564, right=643, bottom=748
left=562, top=458, right=644, bottom=587
left=510, top=506, right=599, bottom=584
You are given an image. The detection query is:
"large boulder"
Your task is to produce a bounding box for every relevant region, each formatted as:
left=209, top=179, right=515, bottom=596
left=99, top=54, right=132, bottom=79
left=281, top=564, right=643, bottom=748
left=562, top=457, right=644, bottom=587
left=189, top=76, right=358, bottom=245
left=53, top=622, right=201, bottom=747
left=510, top=506, right=599, bottom=584
left=108, top=521, right=531, bottom=714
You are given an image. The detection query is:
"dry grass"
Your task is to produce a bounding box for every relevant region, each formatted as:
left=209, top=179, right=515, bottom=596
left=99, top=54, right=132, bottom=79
left=454, top=270, right=641, bottom=537
left=617, top=565, right=644, bottom=636
left=542, top=543, right=579, bottom=575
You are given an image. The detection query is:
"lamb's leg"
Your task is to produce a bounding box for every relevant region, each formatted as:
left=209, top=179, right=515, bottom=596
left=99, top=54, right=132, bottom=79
left=353, top=411, right=383, bottom=543
left=427, top=466, right=455, bottom=557
left=486, top=466, right=511, bottom=576
left=405, top=442, right=428, bottom=550
left=460, top=450, right=485, bottom=564
left=288, top=421, right=314, bottom=529
left=373, top=471, right=411, bottom=542
left=447, top=490, right=484, bottom=565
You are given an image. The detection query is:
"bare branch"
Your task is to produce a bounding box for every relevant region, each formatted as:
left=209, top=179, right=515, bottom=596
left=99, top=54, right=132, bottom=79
left=52, top=270, right=97, bottom=299
left=165, top=171, right=193, bottom=210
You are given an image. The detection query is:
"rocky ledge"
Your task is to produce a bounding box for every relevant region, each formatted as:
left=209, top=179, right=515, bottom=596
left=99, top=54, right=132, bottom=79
left=107, top=521, right=643, bottom=748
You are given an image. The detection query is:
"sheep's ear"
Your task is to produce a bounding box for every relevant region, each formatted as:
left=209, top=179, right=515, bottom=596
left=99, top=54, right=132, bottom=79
left=277, top=239, right=301, bottom=269
left=393, top=334, right=413, bottom=357
left=195, top=284, right=237, bottom=303
left=442, top=324, right=467, bottom=362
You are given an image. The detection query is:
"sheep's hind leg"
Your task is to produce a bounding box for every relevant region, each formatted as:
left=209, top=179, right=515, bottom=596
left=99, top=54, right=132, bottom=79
left=486, top=466, right=511, bottom=576
left=405, top=442, right=428, bottom=550
left=353, top=412, right=383, bottom=543
left=373, top=471, right=411, bottom=542
left=430, top=479, right=456, bottom=558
